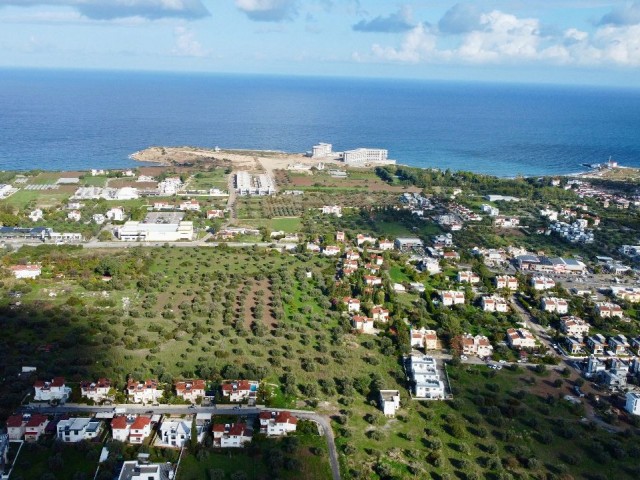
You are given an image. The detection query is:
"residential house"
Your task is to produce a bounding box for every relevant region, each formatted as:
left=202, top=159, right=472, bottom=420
left=410, top=328, right=438, bottom=350
left=117, top=459, right=173, bottom=480
left=93, top=214, right=106, bottom=225
left=106, top=207, right=125, bottom=222
left=595, top=302, right=624, bottom=318
left=212, top=423, right=253, bottom=448
left=365, top=263, right=381, bottom=274
left=34, top=377, right=71, bottom=402
left=258, top=411, right=298, bottom=436
left=323, top=245, right=341, bottom=256
left=560, top=316, right=590, bottom=338
left=306, top=242, right=321, bottom=253
left=587, top=334, right=607, bottom=355
left=608, top=335, right=630, bottom=355
left=564, top=337, right=584, bottom=355
left=625, top=392, right=640, bottom=416
left=494, top=275, right=518, bottom=291
left=221, top=380, right=258, bottom=402
left=394, top=237, right=424, bottom=250
left=175, top=380, right=206, bottom=403
left=153, top=201, right=172, bottom=210
left=345, top=250, right=360, bottom=261
left=364, top=275, right=382, bottom=286
left=417, top=258, right=441, bottom=274
left=80, top=378, right=112, bottom=403
left=371, top=306, right=390, bottom=323
left=10, top=264, right=41, bottom=279
left=24, top=414, right=49, bottom=442
left=57, top=417, right=104, bottom=443
left=67, top=210, right=82, bottom=222
left=460, top=334, right=493, bottom=357
left=409, top=282, right=425, bottom=293
left=336, top=231, right=345, bottom=242
left=112, top=415, right=152, bottom=444
left=442, top=251, right=460, bottom=261
left=6, top=414, right=26, bottom=440
left=541, top=297, right=569, bottom=314
left=343, top=297, right=361, bottom=313
left=159, top=417, right=206, bottom=448
left=408, top=355, right=445, bottom=399
left=531, top=276, right=556, bottom=291
left=352, top=315, right=375, bottom=334
left=378, top=239, right=394, bottom=250
left=127, top=379, right=163, bottom=404
left=356, top=234, right=376, bottom=246
left=457, top=271, right=480, bottom=284
left=393, top=283, right=406, bottom=293
left=207, top=210, right=224, bottom=219
left=494, top=216, right=520, bottom=228
left=179, top=200, right=200, bottom=211
left=612, top=287, right=640, bottom=303
left=506, top=328, right=536, bottom=349
left=378, top=390, right=401, bottom=416
left=438, top=290, right=465, bottom=307
left=370, top=254, right=384, bottom=266
left=29, top=209, right=43, bottom=222
left=321, top=205, right=342, bottom=216
left=482, top=295, right=509, bottom=313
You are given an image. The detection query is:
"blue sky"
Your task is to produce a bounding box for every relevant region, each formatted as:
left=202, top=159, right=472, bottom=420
left=0, top=1, right=639, bottom=86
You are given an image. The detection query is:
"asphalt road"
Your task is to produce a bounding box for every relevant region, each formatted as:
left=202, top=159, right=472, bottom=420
left=19, top=403, right=341, bottom=480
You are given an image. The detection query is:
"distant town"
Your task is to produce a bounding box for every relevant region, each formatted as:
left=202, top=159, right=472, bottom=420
left=1, top=145, right=640, bottom=480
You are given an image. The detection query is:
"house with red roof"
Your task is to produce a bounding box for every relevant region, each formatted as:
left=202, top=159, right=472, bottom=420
left=81, top=378, right=112, bottom=403
left=24, top=414, right=49, bottom=442
left=175, top=380, right=206, bottom=403
left=343, top=297, right=360, bottom=313
left=111, top=415, right=152, bottom=444
left=259, top=411, right=298, bottom=436
left=127, top=379, right=163, bottom=404
left=212, top=422, right=253, bottom=448
left=371, top=306, right=390, bottom=322
left=34, top=377, right=71, bottom=402
left=6, top=414, right=27, bottom=440
left=221, top=380, right=258, bottom=403
left=10, top=264, right=41, bottom=279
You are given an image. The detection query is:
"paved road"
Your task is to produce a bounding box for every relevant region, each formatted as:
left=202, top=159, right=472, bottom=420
left=19, top=403, right=341, bottom=480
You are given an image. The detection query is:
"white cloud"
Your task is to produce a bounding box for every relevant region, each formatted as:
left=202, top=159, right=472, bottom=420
left=371, top=23, right=437, bottom=63
left=0, top=0, right=209, bottom=20
left=171, top=26, right=208, bottom=57
left=362, top=7, right=640, bottom=68
left=235, top=0, right=297, bottom=22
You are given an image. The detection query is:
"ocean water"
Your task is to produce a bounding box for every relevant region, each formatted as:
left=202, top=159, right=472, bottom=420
left=1, top=68, right=640, bottom=177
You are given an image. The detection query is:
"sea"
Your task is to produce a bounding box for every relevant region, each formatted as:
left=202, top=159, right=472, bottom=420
left=1, top=68, right=640, bottom=177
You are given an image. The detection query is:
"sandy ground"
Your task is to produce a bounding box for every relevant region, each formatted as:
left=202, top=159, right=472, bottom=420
left=131, top=146, right=345, bottom=177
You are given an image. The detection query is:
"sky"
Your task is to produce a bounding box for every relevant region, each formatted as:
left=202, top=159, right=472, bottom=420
left=0, top=1, right=639, bottom=87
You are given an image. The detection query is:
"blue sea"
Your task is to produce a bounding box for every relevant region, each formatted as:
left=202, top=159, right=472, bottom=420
left=1, top=68, right=640, bottom=177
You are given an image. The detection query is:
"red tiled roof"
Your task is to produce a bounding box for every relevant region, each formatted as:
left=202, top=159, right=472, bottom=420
left=229, top=423, right=249, bottom=436
left=212, top=424, right=226, bottom=433
left=111, top=416, right=128, bottom=430
left=6, top=415, right=23, bottom=428
left=275, top=412, right=297, bottom=425
left=130, top=417, right=151, bottom=430
left=26, top=414, right=48, bottom=427
left=259, top=412, right=272, bottom=420
left=175, top=380, right=206, bottom=393
left=51, top=377, right=65, bottom=387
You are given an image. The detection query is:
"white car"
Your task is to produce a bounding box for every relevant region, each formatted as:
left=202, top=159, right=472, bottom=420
left=499, top=359, right=507, bottom=364
left=460, top=355, right=468, bottom=360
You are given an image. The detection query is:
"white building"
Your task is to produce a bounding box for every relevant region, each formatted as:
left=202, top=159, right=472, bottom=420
left=321, top=205, right=342, bottom=216
left=112, top=415, right=152, bottom=444
left=127, top=379, right=163, bottom=404
left=29, top=209, right=43, bottom=222
left=460, top=334, right=493, bottom=357
left=258, top=411, right=298, bottom=436
left=116, top=221, right=194, bottom=242
left=323, top=245, right=341, bottom=256
left=117, top=459, right=174, bottom=480
left=560, top=316, right=590, bottom=338
left=34, top=377, right=71, bottom=402
left=343, top=297, right=360, bottom=313
left=175, top=380, right=206, bottom=403
left=235, top=172, right=276, bottom=195
left=57, top=417, right=104, bottom=443
left=179, top=200, right=200, bottom=211
left=379, top=390, right=401, bottom=416
left=352, top=315, right=375, bottom=334
left=595, top=302, right=624, bottom=318
left=541, top=297, right=569, bottom=314
left=481, top=204, right=500, bottom=216
left=93, top=214, right=106, bottom=225
left=439, top=290, right=465, bottom=307
left=410, top=328, right=438, bottom=350
left=159, top=418, right=205, bottom=448
left=378, top=239, right=394, bottom=250
left=506, top=328, right=536, bottom=349
left=457, top=271, right=480, bottom=284
left=67, top=210, right=82, bottom=222
left=343, top=148, right=388, bottom=166
left=625, top=392, right=640, bottom=416
left=213, top=423, right=253, bottom=448
left=221, top=380, right=258, bottom=402
left=80, top=378, right=112, bottom=403
left=494, top=275, right=518, bottom=291
left=106, top=207, right=126, bottom=222
left=531, top=276, right=556, bottom=291
left=311, top=143, right=332, bottom=158
left=408, top=355, right=445, bottom=399
left=481, top=295, right=509, bottom=313
left=10, top=264, right=41, bottom=279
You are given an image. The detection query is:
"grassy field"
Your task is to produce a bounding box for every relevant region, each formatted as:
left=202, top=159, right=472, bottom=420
left=11, top=439, right=102, bottom=480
